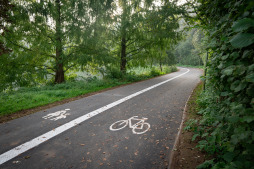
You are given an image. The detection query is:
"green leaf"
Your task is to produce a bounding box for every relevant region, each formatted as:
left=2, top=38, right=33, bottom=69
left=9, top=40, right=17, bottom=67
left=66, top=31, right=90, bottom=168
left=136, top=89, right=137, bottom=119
left=232, top=18, right=254, bottom=32
left=192, top=134, right=199, bottom=141
left=234, top=65, right=246, bottom=76
left=248, top=64, right=254, bottom=71
left=231, top=135, right=239, bottom=145
left=242, top=116, right=254, bottom=123
left=223, top=152, right=235, bottom=162
left=246, top=84, right=254, bottom=96
left=246, top=73, right=254, bottom=82
left=242, top=50, right=254, bottom=58
left=227, top=116, right=239, bottom=123
left=222, top=66, right=235, bottom=76
left=230, top=52, right=240, bottom=59
left=234, top=82, right=247, bottom=92
left=197, top=159, right=214, bottom=169
left=221, top=54, right=229, bottom=60
left=230, top=80, right=240, bottom=91
left=230, top=33, right=254, bottom=48
left=221, top=92, right=229, bottom=96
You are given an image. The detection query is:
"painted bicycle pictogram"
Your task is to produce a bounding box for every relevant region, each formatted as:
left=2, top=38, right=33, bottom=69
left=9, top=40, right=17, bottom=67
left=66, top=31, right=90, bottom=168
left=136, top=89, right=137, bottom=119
left=109, top=116, right=150, bottom=134
left=42, top=109, right=70, bottom=121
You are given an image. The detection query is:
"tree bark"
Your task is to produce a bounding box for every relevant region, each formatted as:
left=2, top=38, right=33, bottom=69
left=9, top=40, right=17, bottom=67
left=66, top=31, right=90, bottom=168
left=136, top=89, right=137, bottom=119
left=54, top=0, right=65, bottom=83
left=159, top=57, right=163, bottom=72
left=120, top=37, right=127, bottom=73
left=120, top=0, right=127, bottom=74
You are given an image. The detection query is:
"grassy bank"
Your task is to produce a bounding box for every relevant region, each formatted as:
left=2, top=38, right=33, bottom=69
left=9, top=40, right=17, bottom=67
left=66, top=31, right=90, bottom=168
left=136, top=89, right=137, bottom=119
left=0, top=66, right=177, bottom=117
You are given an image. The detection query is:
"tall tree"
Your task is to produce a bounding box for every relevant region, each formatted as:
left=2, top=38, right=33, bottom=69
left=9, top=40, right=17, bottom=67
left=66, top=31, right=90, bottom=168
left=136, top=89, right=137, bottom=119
left=109, top=0, right=183, bottom=73
left=2, top=0, right=113, bottom=85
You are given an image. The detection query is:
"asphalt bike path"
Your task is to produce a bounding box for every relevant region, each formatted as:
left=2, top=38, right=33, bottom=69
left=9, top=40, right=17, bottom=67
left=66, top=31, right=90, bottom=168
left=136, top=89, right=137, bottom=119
left=0, top=68, right=202, bottom=169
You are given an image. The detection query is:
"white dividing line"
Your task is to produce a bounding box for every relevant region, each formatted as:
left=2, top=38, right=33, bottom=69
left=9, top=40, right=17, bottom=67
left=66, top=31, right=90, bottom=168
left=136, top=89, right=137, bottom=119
left=0, top=68, right=190, bottom=165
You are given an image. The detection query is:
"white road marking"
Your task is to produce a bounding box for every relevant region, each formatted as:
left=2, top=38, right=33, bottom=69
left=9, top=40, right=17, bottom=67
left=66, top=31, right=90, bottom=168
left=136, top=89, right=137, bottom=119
left=42, top=109, right=71, bottom=121
left=0, top=68, right=190, bottom=165
left=110, top=116, right=151, bottom=134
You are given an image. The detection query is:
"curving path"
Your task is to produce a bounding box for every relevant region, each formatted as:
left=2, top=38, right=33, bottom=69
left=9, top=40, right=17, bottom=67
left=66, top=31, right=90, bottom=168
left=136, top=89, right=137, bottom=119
left=0, top=67, right=202, bottom=169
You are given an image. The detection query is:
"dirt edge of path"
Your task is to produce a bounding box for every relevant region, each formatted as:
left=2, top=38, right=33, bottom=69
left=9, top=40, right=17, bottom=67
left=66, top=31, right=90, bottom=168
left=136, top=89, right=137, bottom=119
left=169, top=82, right=207, bottom=169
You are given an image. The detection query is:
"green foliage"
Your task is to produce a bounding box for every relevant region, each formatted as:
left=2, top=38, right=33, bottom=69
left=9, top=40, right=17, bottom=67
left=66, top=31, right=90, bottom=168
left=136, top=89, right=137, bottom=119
left=230, top=33, right=254, bottom=48
left=232, top=18, right=254, bottom=32
left=173, top=29, right=206, bottom=66
left=108, top=0, right=184, bottom=72
left=197, top=159, right=214, bottom=169
left=0, top=0, right=114, bottom=88
left=0, top=0, right=185, bottom=91
left=149, top=68, right=161, bottom=77
left=186, top=0, right=254, bottom=168
left=105, top=67, right=124, bottom=79
left=184, top=119, right=198, bottom=131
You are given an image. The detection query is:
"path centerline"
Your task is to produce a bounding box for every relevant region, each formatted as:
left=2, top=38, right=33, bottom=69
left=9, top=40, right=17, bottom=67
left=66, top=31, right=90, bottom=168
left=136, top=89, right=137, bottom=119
left=0, top=68, right=190, bottom=165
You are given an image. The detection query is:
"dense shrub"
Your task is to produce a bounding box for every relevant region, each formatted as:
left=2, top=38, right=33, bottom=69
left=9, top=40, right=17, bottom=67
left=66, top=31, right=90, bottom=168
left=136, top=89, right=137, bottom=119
left=149, top=68, right=161, bottom=77
left=189, top=0, right=254, bottom=168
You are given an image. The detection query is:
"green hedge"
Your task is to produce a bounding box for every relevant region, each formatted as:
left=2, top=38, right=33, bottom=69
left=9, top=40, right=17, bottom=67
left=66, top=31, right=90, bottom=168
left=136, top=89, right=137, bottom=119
left=188, top=0, right=254, bottom=168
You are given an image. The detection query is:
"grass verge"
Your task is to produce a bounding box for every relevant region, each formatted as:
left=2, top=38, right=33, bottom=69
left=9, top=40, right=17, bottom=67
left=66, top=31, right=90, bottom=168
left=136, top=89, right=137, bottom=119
left=0, top=66, right=177, bottom=122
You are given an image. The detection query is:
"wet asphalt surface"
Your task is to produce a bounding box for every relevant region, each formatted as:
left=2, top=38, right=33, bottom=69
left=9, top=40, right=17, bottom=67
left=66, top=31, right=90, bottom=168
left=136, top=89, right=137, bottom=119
left=0, top=68, right=202, bottom=169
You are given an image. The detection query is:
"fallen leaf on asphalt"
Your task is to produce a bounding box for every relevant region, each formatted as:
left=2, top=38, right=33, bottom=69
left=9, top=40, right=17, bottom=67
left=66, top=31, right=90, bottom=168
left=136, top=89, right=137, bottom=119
left=24, top=156, right=31, bottom=159
left=119, top=160, right=122, bottom=163
left=113, top=145, right=118, bottom=148
left=87, top=159, right=92, bottom=163
left=103, top=158, right=107, bottom=161
left=12, top=161, right=21, bottom=164
left=125, top=147, right=128, bottom=150
left=87, top=152, right=90, bottom=155
left=134, top=151, right=138, bottom=156
left=100, top=163, right=103, bottom=166
left=80, top=144, right=85, bottom=146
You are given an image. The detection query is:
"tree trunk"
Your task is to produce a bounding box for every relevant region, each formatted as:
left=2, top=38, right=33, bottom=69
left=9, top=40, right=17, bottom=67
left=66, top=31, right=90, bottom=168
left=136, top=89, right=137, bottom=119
left=120, top=0, right=127, bottom=74
left=54, top=0, right=64, bottom=83
left=120, top=37, right=127, bottom=73
left=159, top=58, right=163, bottom=72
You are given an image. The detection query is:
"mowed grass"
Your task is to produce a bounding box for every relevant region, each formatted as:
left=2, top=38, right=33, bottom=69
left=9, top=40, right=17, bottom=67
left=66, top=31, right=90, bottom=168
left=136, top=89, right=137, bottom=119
left=0, top=66, right=177, bottom=116
left=0, top=79, right=126, bottom=116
